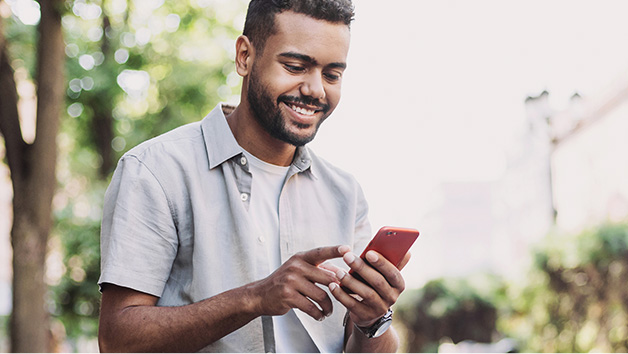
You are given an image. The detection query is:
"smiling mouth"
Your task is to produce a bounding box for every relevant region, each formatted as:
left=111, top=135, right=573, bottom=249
left=289, top=104, right=317, bottom=116
left=279, top=95, right=328, bottom=119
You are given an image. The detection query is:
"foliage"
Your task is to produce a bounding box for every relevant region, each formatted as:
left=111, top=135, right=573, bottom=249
left=502, top=222, right=628, bottom=352
left=395, top=274, right=509, bottom=352
left=4, top=0, right=246, bottom=348
left=60, top=0, right=246, bottom=168
left=48, top=182, right=106, bottom=342
left=3, top=10, right=37, bottom=79
left=395, top=222, right=628, bottom=353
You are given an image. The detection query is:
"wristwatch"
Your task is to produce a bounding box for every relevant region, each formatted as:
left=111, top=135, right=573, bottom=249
left=354, top=309, right=394, bottom=338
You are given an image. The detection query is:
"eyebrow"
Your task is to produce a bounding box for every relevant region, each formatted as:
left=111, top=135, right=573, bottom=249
left=278, top=51, right=347, bottom=70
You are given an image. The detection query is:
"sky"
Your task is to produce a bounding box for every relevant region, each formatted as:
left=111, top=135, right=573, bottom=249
left=309, top=0, right=628, bottom=286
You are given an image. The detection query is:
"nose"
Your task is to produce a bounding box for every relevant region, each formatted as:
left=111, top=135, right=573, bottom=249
left=300, top=71, right=325, bottom=101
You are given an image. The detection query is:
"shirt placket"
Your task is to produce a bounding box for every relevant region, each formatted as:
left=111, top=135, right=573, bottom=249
left=278, top=151, right=311, bottom=265
left=233, top=154, right=252, bottom=210
left=233, top=154, right=275, bottom=277
left=232, top=153, right=280, bottom=352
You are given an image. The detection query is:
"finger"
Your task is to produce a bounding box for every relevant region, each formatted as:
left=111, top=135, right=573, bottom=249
left=328, top=282, right=386, bottom=328
left=300, top=245, right=351, bottom=266
left=397, top=251, right=412, bottom=271
left=298, top=282, right=334, bottom=317
left=335, top=267, right=380, bottom=303
left=291, top=293, right=327, bottom=321
left=301, top=261, right=342, bottom=286
left=278, top=260, right=338, bottom=290
left=328, top=281, right=361, bottom=311
left=318, top=261, right=343, bottom=281
left=343, top=251, right=403, bottom=307
left=364, top=250, right=405, bottom=291
left=343, top=252, right=387, bottom=289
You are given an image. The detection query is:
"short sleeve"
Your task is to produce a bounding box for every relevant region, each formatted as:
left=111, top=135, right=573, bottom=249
left=98, top=155, right=178, bottom=297
left=353, top=182, right=372, bottom=255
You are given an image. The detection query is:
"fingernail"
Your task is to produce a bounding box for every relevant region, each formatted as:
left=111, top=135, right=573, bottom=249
left=366, top=250, right=378, bottom=263
left=344, top=252, right=356, bottom=264
left=336, top=269, right=347, bottom=280
left=329, top=282, right=339, bottom=291
left=338, top=245, right=350, bottom=254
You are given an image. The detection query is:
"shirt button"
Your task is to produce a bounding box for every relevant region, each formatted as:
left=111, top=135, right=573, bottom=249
left=240, top=193, right=249, bottom=202
left=258, top=236, right=265, bottom=243
left=240, top=156, right=247, bottom=165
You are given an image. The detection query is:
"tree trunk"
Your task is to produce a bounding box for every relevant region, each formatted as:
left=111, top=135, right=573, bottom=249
left=90, top=14, right=115, bottom=178
left=0, top=0, right=65, bottom=351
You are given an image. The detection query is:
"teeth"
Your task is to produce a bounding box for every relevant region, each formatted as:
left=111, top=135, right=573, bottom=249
left=291, top=105, right=315, bottom=116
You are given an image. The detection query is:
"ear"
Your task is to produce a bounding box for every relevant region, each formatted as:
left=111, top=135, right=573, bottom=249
left=235, top=35, right=255, bottom=77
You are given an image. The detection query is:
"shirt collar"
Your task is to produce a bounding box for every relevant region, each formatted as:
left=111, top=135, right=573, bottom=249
left=292, top=146, right=317, bottom=179
left=201, top=103, right=317, bottom=178
left=202, top=104, right=242, bottom=170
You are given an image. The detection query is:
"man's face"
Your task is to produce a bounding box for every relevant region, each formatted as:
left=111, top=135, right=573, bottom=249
left=246, top=11, right=350, bottom=147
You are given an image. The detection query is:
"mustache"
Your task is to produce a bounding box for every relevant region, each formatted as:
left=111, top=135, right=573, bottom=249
left=278, top=95, right=330, bottom=113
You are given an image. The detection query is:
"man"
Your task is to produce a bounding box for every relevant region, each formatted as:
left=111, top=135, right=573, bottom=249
left=98, top=0, right=410, bottom=352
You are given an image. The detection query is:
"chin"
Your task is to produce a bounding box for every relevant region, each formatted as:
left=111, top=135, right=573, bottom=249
left=280, top=128, right=318, bottom=147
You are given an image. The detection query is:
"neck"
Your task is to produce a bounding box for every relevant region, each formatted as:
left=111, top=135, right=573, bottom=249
left=226, top=105, right=296, bottom=167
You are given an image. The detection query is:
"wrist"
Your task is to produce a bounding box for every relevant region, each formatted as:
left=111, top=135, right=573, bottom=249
left=240, top=281, right=265, bottom=317
left=353, top=309, right=394, bottom=339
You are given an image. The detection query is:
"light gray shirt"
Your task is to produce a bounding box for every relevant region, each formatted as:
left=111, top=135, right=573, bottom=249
left=98, top=104, right=372, bottom=352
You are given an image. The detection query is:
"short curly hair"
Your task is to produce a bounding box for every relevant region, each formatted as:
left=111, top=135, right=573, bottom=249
left=243, top=0, right=354, bottom=54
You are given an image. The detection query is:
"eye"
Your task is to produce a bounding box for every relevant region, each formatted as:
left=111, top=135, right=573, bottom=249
left=284, top=63, right=306, bottom=73
left=324, top=72, right=342, bottom=83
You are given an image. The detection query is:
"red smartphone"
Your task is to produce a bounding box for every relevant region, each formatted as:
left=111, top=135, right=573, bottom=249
left=347, top=226, right=420, bottom=288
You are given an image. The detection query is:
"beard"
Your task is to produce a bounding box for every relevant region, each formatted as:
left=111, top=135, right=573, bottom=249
left=247, top=68, right=331, bottom=147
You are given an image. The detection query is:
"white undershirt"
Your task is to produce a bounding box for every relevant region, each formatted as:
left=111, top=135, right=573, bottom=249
left=242, top=150, right=319, bottom=353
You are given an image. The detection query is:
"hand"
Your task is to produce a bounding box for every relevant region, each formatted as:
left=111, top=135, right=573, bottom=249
left=249, top=245, right=347, bottom=321
left=328, top=250, right=411, bottom=328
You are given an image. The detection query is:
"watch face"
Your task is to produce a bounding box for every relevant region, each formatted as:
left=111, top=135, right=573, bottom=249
left=372, top=320, right=393, bottom=338
left=356, top=309, right=394, bottom=338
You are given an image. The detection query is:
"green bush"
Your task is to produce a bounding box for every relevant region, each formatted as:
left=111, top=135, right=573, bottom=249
left=395, top=222, right=628, bottom=353
left=395, top=274, right=509, bottom=352
left=503, top=222, right=628, bottom=352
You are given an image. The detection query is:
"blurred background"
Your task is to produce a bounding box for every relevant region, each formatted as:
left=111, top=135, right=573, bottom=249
left=1, top=0, right=628, bottom=352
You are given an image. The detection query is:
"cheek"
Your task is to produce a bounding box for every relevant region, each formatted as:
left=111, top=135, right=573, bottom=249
left=267, top=66, right=303, bottom=93
left=253, top=66, right=296, bottom=98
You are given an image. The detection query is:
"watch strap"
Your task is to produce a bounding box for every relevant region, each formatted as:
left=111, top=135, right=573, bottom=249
left=354, top=309, right=394, bottom=338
